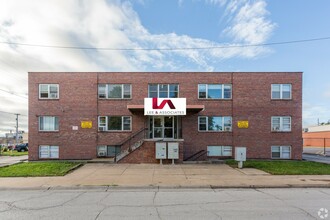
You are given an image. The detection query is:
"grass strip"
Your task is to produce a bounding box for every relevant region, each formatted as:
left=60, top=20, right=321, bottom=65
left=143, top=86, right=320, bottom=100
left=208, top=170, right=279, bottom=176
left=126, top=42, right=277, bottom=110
left=0, top=161, right=82, bottom=177
left=226, top=159, right=330, bottom=175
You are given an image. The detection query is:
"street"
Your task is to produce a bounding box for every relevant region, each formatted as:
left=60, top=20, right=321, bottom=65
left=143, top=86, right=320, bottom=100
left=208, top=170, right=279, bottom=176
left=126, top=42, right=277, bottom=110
left=303, top=153, right=330, bottom=164
left=303, top=147, right=330, bottom=156
left=0, top=188, right=329, bottom=220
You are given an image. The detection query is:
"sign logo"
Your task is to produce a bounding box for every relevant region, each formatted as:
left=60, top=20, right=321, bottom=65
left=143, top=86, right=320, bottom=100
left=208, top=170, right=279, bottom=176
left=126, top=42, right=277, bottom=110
left=152, top=98, right=175, bottom=109
left=81, top=121, right=92, bottom=129
left=144, top=98, right=186, bottom=115
left=237, top=121, right=249, bottom=129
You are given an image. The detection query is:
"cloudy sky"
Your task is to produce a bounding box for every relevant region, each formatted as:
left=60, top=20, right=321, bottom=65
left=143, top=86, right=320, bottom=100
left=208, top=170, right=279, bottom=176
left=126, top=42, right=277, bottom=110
left=0, top=0, right=330, bottom=136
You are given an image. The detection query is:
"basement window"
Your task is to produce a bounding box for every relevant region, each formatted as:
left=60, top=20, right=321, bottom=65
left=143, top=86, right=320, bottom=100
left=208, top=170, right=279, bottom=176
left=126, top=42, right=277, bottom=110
left=39, top=145, right=59, bottom=159
left=271, top=146, right=291, bottom=159
left=207, top=146, right=232, bottom=156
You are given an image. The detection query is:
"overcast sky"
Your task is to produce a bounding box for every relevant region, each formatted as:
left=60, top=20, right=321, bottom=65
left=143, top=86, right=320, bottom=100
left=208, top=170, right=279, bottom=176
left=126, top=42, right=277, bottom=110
left=0, top=0, right=330, bottom=136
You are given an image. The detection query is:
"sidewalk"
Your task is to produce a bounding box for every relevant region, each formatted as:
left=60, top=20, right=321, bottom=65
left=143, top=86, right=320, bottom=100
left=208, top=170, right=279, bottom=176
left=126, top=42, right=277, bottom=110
left=0, top=155, right=28, bottom=167
left=0, top=163, right=330, bottom=189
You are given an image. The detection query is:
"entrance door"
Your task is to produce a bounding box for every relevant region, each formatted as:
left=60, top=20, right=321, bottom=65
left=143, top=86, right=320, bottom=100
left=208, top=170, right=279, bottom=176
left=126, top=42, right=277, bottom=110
left=153, top=116, right=174, bottom=139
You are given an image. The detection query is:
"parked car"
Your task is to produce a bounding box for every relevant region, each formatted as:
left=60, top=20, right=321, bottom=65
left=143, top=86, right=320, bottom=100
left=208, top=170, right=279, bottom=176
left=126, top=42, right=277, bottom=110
left=15, top=143, right=28, bottom=152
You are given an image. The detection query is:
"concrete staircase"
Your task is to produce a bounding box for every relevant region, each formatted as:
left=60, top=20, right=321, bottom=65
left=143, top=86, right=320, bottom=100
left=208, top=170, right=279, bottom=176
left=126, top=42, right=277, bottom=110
left=115, top=140, right=144, bottom=162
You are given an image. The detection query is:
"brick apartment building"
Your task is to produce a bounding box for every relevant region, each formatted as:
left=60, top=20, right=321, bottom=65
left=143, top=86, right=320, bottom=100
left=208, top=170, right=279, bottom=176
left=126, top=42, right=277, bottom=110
left=28, top=72, right=303, bottom=163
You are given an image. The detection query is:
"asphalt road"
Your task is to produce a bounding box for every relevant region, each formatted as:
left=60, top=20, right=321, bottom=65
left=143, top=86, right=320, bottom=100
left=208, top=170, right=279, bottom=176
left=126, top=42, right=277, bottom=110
left=303, top=153, right=330, bottom=164
left=0, top=188, right=329, bottom=220
left=303, top=147, right=330, bottom=156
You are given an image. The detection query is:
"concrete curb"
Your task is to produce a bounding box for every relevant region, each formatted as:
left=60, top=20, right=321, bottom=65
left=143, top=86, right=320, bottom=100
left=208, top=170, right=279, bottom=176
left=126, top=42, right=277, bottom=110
left=0, top=184, right=329, bottom=191
left=303, top=153, right=330, bottom=157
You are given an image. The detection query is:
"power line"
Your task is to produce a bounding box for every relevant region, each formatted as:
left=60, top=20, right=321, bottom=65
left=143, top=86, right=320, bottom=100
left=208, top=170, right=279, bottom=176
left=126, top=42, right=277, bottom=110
left=0, top=36, right=330, bottom=51
left=0, top=88, right=28, bottom=99
left=0, top=110, right=27, bottom=117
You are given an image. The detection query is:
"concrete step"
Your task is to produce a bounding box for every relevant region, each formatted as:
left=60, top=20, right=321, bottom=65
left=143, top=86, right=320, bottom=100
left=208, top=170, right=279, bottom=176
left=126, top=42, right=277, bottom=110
left=88, top=158, right=115, bottom=163
left=183, top=160, right=226, bottom=164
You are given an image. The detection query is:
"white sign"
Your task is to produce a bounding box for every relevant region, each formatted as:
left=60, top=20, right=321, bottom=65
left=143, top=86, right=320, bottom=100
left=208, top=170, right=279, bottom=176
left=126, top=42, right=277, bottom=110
left=168, top=142, right=179, bottom=159
left=72, top=126, right=78, bottom=130
left=144, top=98, right=186, bottom=116
left=235, top=147, right=246, bottom=161
left=155, top=142, right=167, bottom=159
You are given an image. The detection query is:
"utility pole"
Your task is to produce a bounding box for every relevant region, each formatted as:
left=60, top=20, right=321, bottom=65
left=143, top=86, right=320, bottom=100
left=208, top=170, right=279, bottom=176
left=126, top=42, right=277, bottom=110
left=15, top=114, right=20, bottom=146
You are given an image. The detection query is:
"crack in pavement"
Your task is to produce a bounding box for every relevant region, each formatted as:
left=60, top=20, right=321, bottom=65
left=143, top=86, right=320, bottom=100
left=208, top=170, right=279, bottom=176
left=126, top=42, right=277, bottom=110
left=8, top=191, right=86, bottom=211
left=199, top=204, right=223, bottom=220
left=153, top=191, right=162, bottom=220
left=254, top=189, right=317, bottom=219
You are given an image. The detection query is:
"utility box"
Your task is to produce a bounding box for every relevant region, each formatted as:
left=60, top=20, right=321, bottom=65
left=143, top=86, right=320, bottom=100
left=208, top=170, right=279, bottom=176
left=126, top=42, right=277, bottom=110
left=155, top=142, right=167, bottom=159
left=168, top=142, right=179, bottom=159
left=235, top=147, right=246, bottom=161
left=235, top=147, right=246, bottom=169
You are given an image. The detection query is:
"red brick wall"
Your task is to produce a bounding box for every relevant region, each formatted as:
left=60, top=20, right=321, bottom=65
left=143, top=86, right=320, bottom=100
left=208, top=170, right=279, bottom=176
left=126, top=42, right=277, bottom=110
left=118, top=140, right=184, bottom=163
left=29, top=72, right=303, bottom=161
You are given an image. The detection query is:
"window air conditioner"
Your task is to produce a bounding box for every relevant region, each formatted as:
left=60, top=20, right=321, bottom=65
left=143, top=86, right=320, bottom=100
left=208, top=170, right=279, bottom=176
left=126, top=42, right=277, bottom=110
left=97, top=146, right=107, bottom=157
left=224, top=126, right=231, bottom=131
left=98, top=151, right=106, bottom=157
left=98, top=127, right=105, bottom=131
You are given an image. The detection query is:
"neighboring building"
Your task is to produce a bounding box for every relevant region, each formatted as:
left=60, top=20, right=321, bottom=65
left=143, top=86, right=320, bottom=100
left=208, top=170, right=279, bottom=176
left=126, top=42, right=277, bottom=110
left=2, top=131, right=27, bottom=146
left=303, top=125, right=330, bottom=147
left=28, top=72, right=303, bottom=162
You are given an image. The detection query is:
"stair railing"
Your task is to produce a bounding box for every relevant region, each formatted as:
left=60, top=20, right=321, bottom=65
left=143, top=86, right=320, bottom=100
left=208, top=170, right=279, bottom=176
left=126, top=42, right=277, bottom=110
left=115, top=127, right=147, bottom=162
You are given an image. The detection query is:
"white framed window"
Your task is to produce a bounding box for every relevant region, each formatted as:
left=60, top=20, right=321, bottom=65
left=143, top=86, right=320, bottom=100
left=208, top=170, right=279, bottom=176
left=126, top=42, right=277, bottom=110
left=39, top=84, right=59, bottom=99
left=39, top=116, right=59, bottom=131
left=271, top=84, right=291, bottom=99
left=207, top=146, right=232, bottom=156
left=198, top=84, right=232, bottom=99
left=98, top=116, right=131, bottom=131
left=271, top=116, right=291, bottom=132
left=271, top=146, right=291, bottom=159
left=39, top=145, right=59, bottom=159
left=98, top=84, right=131, bottom=99
left=198, top=116, right=232, bottom=131
left=148, top=84, right=179, bottom=98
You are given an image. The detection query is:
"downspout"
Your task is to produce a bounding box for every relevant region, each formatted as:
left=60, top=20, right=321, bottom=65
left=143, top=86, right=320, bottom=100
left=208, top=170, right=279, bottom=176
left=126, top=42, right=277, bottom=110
left=231, top=72, right=234, bottom=152
left=96, top=73, right=99, bottom=143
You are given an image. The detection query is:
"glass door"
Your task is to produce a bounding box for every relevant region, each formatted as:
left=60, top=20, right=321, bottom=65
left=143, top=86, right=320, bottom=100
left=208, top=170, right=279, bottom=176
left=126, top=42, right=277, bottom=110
left=164, top=116, right=174, bottom=138
left=152, top=116, right=174, bottom=139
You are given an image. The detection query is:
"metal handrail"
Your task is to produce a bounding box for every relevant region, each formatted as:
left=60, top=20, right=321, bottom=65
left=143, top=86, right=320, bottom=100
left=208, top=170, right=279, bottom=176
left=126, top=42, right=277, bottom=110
left=118, top=127, right=147, bottom=146
left=115, top=127, right=147, bottom=162
left=184, top=150, right=206, bottom=161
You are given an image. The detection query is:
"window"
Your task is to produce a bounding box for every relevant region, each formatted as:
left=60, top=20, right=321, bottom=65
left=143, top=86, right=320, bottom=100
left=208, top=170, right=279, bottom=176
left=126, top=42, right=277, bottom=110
left=198, top=84, right=232, bottom=99
left=271, top=146, right=291, bottom=159
left=207, top=146, right=232, bottom=156
left=98, top=116, right=131, bottom=131
left=148, top=84, right=179, bottom=98
left=39, top=116, right=59, bottom=131
left=39, top=84, right=59, bottom=99
left=98, top=84, right=131, bottom=99
left=271, top=84, right=292, bottom=99
left=271, top=116, right=291, bottom=132
left=39, top=145, right=59, bottom=159
left=198, top=116, right=232, bottom=131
